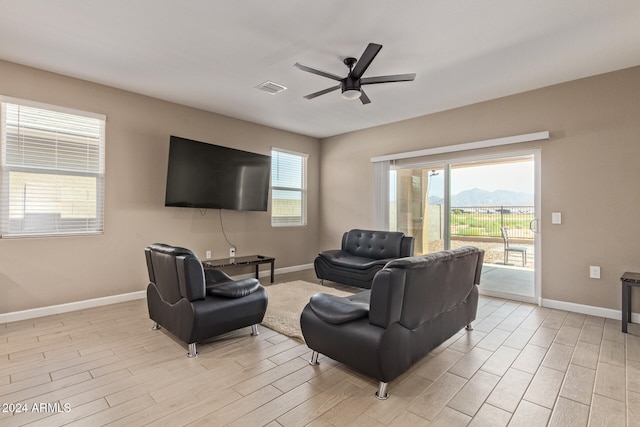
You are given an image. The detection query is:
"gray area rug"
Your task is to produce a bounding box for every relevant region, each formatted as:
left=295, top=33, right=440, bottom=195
left=261, top=280, right=353, bottom=341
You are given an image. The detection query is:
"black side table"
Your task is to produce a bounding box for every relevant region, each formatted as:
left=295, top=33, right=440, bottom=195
left=621, top=271, right=640, bottom=333
left=202, top=255, right=275, bottom=283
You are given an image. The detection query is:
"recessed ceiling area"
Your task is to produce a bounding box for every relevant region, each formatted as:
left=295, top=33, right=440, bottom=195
left=1, top=0, right=639, bottom=138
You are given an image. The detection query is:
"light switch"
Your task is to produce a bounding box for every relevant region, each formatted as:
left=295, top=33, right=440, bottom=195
left=552, top=212, right=562, bottom=224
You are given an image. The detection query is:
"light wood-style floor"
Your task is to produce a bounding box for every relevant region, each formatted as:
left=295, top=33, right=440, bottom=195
left=1, top=269, right=639, bottom=426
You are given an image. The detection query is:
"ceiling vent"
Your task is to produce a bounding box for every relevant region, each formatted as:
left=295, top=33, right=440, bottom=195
left=255, top=81, right=287, bottom=95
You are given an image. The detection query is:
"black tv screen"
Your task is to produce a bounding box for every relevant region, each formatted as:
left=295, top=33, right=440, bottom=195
left=164, top=136, right=271, bottom=211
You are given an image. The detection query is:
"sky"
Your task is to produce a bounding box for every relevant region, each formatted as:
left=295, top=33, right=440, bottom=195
left=428, top=161, right=534, bottom=198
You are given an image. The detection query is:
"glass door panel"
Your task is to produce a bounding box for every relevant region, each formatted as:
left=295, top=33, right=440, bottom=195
left=449, top=156, right=536, bottom=300
left=390, top=166, right=445, bottom=255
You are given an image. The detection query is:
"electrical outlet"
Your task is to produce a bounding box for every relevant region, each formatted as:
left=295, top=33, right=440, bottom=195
left=205, top=250, right=212, bottom=259
left=230, top=247, right=236, bottom=257
left=589, top=265, right=601, bottom=279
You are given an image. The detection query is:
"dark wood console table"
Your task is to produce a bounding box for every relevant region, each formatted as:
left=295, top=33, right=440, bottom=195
left=621, top=271, right=640, bottom=333
left=203, top=255, right=275, bottom=283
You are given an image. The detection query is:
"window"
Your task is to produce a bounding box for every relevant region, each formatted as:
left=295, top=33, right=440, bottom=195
left=0, top=98, right=106, bottom=237
left=271, top=148, right=307, bottom=226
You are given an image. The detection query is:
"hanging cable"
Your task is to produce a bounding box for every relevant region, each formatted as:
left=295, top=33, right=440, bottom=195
left=219, top=209, right=236, bottom=249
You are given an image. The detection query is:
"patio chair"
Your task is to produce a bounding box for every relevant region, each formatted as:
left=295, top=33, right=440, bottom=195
left=500, top=226, right=527, bottom=266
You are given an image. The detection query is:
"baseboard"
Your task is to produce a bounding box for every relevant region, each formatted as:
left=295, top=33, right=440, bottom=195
left=15, top=266, right=635, bottom=326
left=541, top=298, right=640, bottom=323
left=0, top=291, right=146, bottom=324
left=0, top=263, right=316, bottom=323
left=277, top=263, right=314, bottom=274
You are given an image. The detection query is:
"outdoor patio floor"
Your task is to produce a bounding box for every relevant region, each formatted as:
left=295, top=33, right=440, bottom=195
left=481, top=263, right=535, bottom=299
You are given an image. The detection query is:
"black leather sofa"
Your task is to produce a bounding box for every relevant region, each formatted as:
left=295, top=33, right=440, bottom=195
left=301, top=246, right=484, bottom=399
left=314, top=229, right=415, bottom=289
left=145, top=243, right=268, bottom=357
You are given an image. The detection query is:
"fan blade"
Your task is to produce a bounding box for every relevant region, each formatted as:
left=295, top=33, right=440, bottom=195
left=359, top=88, right=371, bottom=105
left=350, top=43, right=382, bottom=79
left=294, top=63, right=343, bottom=81
left=361, top=73, right=416, bottom=85
left=303, top=85, right=341, bottom=100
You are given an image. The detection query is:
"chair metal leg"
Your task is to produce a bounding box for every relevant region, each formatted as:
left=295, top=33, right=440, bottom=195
left=151, top=322, right=161, bottom=330
left=251, top=324, right=259, bottom=336
left=465, top=323, right=473, bottom=331
left=309, top=351, right=320, bottom=366
left=187, top=343, right=198, bottom=358
left=375, top=382, right=389, bottom=400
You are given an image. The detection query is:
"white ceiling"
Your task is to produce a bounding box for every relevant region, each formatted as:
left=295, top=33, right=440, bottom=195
left=1, top=1, right=640, bottom=138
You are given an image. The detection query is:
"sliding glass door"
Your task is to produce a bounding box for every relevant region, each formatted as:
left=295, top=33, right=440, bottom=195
left=389, top=152, right=539, bottom=302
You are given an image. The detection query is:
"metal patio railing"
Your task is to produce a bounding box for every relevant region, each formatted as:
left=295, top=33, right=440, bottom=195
left=449, top=205, right=534, bottom=239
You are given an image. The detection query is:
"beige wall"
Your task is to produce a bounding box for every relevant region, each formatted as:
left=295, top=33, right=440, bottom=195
left=2, top=59, right=639, bottom=315
left=320, top=66, right=640, bottom=311
left=0, top=60, right=320, bottom=313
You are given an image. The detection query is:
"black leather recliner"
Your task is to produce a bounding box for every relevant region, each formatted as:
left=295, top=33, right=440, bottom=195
left=301, top=246, right=484, bottom=399
left=314, top=229, right=415, bottom=289
left=145, top=243, right=268, bottom=357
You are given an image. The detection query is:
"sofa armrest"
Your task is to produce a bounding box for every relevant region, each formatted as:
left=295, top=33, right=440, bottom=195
left=400, top=236, right=415, bottom=257
left=341, top=231, right=350, bottom=251
left=317, top=250, right=389, bottom=270
left=309, top=293, right=369, bottom=324
left=369, top=269, right=406, bottom=328
left=176, top=255, right=206, bottom=302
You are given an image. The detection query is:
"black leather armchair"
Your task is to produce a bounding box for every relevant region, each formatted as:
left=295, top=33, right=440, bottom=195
left=301, top=247, right=484, bottom=399
left=145, top=243, right=268, bottom=357
left=314, top=229, right=415, bottom=289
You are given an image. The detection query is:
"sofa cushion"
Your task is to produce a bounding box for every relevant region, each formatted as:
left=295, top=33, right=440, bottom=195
left=309, top=293, right=369, bottom=324
left=318, top=250, right=391, bottom=270
left=207, top=278, right=261, bottom=298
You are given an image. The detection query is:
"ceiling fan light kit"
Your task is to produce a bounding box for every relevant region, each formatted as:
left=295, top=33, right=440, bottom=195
left=342, top=89, right=361, bottom=100
left=341, top=71, right=362, bottom=100
left=294, top=43, right=416, bottom=105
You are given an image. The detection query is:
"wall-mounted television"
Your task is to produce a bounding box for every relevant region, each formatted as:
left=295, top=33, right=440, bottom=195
left=164, top=136, right=271, bottom=211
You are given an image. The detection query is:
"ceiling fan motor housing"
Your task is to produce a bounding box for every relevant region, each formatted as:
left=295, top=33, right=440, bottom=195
left=341, top=76, right=361, bottom=94
left=341, top=56, right=361, bottom=99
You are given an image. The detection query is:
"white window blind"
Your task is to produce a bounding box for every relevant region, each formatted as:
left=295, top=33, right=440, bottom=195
left=271, top=148, right=307, bottom=227
left=0, top=98, right=106, bottom=238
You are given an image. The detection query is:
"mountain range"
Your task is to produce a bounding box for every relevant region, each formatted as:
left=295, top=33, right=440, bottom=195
left=428, top=188, right=533, bottom=207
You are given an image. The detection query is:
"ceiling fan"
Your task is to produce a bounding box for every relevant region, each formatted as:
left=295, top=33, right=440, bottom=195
left=294, top=42, right=416, bottom=105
